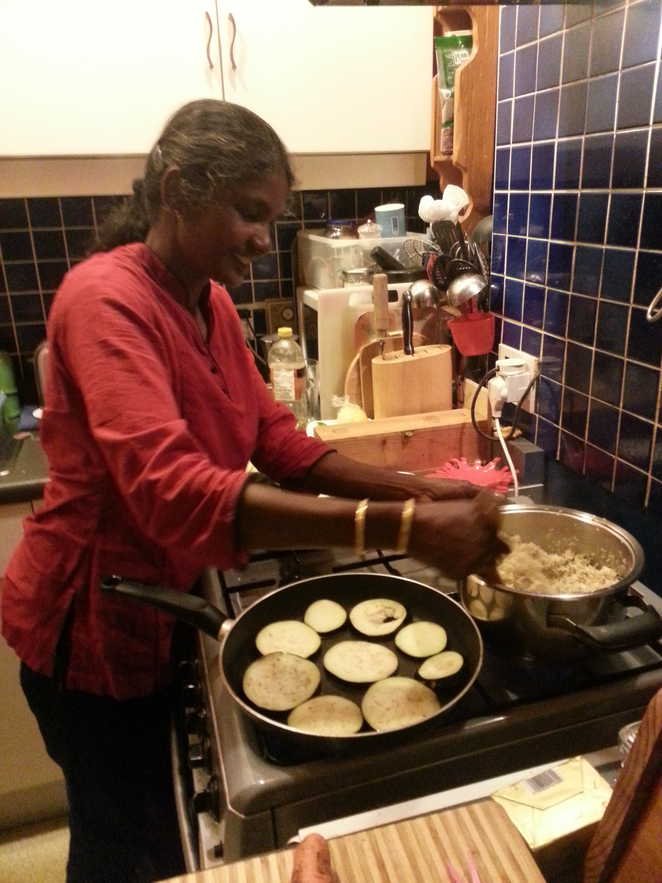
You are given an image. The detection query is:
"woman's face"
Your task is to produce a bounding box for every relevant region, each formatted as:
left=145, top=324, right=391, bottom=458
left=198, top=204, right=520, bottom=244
left=176, top=171, right=290, bottom=288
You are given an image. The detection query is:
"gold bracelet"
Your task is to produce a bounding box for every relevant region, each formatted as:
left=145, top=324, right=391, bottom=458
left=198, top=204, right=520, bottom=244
left=354, top=498, right=369, bottom=558
left=396, top=498, right=416, bottom=554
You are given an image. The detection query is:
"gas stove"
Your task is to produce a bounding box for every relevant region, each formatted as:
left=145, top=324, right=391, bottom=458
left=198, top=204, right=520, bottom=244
left=171, top=549, right=662, bottom=870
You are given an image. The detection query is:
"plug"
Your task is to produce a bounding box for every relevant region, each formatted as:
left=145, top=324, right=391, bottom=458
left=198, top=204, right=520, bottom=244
left=496, top=357, right=531, bottom=404
left=487, top=375, right=508, bottom=418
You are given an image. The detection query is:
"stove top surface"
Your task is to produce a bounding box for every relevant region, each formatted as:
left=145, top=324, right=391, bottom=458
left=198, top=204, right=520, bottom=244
left=197, top=552, right=662, bottom=818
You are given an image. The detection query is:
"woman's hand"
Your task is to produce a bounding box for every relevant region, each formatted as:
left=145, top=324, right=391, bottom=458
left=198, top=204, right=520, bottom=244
left=410, top=475, right=482, bottom=502
left=290, top=834, right=335, bottom=883
left=408, top=491, right=509, bottom=580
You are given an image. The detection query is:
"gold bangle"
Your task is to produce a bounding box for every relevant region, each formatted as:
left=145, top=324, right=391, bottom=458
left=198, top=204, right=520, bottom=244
left=354, top=498, right=369, bottom=558
left=396, top=498, right=416, bottom=554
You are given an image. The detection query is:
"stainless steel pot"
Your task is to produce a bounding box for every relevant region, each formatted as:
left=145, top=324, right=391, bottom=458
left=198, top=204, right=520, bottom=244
left=459, top=504, right=662, bottom=660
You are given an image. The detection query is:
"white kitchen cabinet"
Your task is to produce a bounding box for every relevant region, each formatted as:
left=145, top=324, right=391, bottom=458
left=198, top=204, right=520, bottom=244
left=218, top=0, right=433, bottom=153
left=1, top=0, right=222, bottom=156
left=1, top=0, right=432, bottom=157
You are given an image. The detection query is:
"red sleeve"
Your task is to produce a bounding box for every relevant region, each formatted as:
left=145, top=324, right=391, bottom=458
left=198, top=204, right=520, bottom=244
left=54, top=280, right=252, bottom=569
left=211, top=285, right=332, bottom=482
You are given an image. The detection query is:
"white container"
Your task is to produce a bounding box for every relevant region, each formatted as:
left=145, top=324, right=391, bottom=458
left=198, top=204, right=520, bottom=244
left=296, top=230, right=426, bottom=290
left=268, top=327, right=308, bottom=428
left=374, top=202, right=406, bottom=238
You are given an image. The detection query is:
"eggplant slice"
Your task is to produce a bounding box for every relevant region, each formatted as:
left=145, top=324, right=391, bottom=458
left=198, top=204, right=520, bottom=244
left=255, top=620, right=321, bottom=658
left=287, top=695, right=363, bottom=736
left=243, top=652, right=320, bottom=712
left=395, top=621, right=447, bottom=657
left=323, top=640, right=398, bottom=684
left=362, top=677, right=441, bottom=732
left=304, top=599, right=348, bottom=634
left=349, top=598, right=407, bottom=636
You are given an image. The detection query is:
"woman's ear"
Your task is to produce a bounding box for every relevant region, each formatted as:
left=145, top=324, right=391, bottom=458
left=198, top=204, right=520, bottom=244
left=160, top=167, right=183, bottom=217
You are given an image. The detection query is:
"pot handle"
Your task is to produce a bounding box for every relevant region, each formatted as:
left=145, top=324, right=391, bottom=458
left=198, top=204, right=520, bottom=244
left=547, top=605, right=662, bottom=651
left=101, top=575, right=225, bottom=639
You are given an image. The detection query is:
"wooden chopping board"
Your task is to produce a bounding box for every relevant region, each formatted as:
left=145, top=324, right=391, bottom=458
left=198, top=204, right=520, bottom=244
left=165, top=799, right=546, bottom=882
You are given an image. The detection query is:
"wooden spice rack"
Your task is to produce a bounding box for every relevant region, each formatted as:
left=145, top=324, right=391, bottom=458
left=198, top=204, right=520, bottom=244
left=430, top=5, right=498, bottom=228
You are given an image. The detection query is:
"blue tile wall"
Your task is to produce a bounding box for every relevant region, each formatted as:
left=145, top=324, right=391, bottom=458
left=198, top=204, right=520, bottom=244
left=492, top=1, right=662, bottom=513
left=0, top=187, right=427, bottom=399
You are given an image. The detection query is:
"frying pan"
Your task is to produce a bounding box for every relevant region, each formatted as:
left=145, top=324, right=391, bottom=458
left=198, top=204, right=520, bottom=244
left=102, top=572, right=483, bottom=754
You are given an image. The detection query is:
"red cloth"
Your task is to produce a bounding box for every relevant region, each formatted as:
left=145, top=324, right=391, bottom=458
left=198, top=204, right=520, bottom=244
left=1, top=244, right=329, bottom=698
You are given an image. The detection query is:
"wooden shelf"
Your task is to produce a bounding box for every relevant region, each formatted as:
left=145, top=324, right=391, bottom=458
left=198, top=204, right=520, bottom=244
left=430, top=5, right=498, bottom=229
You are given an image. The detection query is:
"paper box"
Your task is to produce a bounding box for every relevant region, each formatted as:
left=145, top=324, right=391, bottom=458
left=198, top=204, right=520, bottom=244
left=491, top=756, right=612, bottom=851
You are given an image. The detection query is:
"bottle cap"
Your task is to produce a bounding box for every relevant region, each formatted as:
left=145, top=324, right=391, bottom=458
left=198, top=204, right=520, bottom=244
left=277, top=327, right=293, bottom=338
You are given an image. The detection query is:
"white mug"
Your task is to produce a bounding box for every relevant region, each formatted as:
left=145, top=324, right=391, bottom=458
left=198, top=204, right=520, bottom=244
left=374, top=202, right=406, bottom=238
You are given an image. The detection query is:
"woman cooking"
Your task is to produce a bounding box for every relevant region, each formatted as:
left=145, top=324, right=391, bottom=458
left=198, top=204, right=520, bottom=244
left=1, top=99, right=506, bottom=883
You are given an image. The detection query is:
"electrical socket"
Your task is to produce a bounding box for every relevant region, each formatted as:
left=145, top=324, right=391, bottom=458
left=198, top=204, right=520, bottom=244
left=497, top=344, right=539, bottom=413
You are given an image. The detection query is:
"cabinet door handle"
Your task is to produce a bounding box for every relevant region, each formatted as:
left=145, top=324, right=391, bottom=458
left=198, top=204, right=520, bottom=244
left=204, top=11, right=214, bottom=70
left=228, top=12, right=238, bottom=71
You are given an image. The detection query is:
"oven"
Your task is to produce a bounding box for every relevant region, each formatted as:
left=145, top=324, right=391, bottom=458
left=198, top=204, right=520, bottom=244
left=170, top=548, right=662, bottom=871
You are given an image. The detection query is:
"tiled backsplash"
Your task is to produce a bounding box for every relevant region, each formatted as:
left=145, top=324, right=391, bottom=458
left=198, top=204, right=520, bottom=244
left=0, top=187, right=427, bottom=399
left=492, top=0, right=662, bottom=513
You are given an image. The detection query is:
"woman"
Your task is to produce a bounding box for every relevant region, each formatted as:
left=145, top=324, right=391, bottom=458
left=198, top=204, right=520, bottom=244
left=1, top=100, right=506, bottom=882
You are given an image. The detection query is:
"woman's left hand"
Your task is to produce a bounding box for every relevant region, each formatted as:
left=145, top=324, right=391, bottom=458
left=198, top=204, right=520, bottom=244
left=410, top=475, right=481, bottom=502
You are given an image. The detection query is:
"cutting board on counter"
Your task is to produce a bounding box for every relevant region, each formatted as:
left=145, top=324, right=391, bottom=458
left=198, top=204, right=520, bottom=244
left=314, top=408, right=489, bottom=471
left=166, top=799, right=545, bottom=882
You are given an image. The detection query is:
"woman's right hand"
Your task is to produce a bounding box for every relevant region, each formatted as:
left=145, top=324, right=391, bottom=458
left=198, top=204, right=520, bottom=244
left=408, top=491, right=509, bottom=580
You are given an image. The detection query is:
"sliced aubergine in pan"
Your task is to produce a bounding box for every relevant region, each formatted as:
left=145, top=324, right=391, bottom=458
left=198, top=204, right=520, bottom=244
left=255, top=620, right=321, bottom=658
left=323, top=640, right=398, bottom=684
left=349, top=598, right=407, bottom=636
left=417, top=650, right=464, bottom=683
left=243, top=652, right=320, bottom=712
left=304, top=599, right=347, bottom=634
left=395, top=621, right=447, bottom=658
left=362, top=677, right=441, bottom=732
left=287, top=695, right=363, bottom=736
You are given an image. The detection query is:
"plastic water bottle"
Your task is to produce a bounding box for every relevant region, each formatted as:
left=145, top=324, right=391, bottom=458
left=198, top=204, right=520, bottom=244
left=268, top=327, right=308, bottom=429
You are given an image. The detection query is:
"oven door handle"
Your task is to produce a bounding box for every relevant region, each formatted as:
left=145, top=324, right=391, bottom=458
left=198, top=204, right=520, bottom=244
left=170, top=722, right=199, bottom=873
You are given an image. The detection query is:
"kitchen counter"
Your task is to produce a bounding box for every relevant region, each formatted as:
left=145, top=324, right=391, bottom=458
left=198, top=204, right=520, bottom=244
left=0, top=435, right=48, bottom=504
left=0, top=435, right=659, bottom=596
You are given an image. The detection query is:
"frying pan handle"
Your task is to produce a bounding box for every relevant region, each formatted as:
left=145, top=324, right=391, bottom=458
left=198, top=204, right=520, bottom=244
left=402, top=289, right=414, bottom=355
left=547, top=606, right=662, bottom=651
left=101, top=575, right=225, bottom=639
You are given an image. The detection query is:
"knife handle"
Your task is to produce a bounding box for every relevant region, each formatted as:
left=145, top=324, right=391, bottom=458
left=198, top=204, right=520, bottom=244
left=372, top=273, right=390, bottom=336
left=402, top=289, right=414, bottom=355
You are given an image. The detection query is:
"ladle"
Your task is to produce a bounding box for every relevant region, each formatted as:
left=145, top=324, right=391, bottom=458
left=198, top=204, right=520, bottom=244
left=401, top=280, right=445, bottom=355
left=446, top=272, right=488, bottom=310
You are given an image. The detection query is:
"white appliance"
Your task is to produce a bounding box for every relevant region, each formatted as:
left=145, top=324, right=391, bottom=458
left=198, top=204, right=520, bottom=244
left=297, top=281, right=415, bottom=420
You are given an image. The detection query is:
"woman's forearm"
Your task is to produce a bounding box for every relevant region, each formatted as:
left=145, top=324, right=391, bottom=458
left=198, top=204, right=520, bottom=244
left=286, top=451, right=477, bottom=502
left=236, top=478, right=403, bottom=553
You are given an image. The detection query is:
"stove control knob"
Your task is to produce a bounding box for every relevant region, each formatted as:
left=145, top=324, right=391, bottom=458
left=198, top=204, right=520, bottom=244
left=181, top=681, right=202, bottom=707
left=188, top=736, right=210, bottom=769
left=185, top=708, right=208, bottom=736
left=192, top=774, right=220, bottom=819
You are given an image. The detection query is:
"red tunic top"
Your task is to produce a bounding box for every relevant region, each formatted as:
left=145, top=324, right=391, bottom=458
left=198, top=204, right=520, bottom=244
left=1, top=243, right=329, bottom=699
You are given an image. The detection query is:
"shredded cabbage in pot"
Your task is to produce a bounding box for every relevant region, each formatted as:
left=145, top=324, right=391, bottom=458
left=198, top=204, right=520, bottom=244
left=496, top=534, right=622, bottom=594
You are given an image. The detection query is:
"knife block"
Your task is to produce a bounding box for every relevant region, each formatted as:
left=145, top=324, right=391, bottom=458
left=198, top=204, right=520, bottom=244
left=371, top=345, right=452, bottom=419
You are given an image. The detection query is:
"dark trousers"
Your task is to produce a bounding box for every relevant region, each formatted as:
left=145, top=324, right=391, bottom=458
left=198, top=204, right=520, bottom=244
left=20, top=663, right=185, bottom=883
